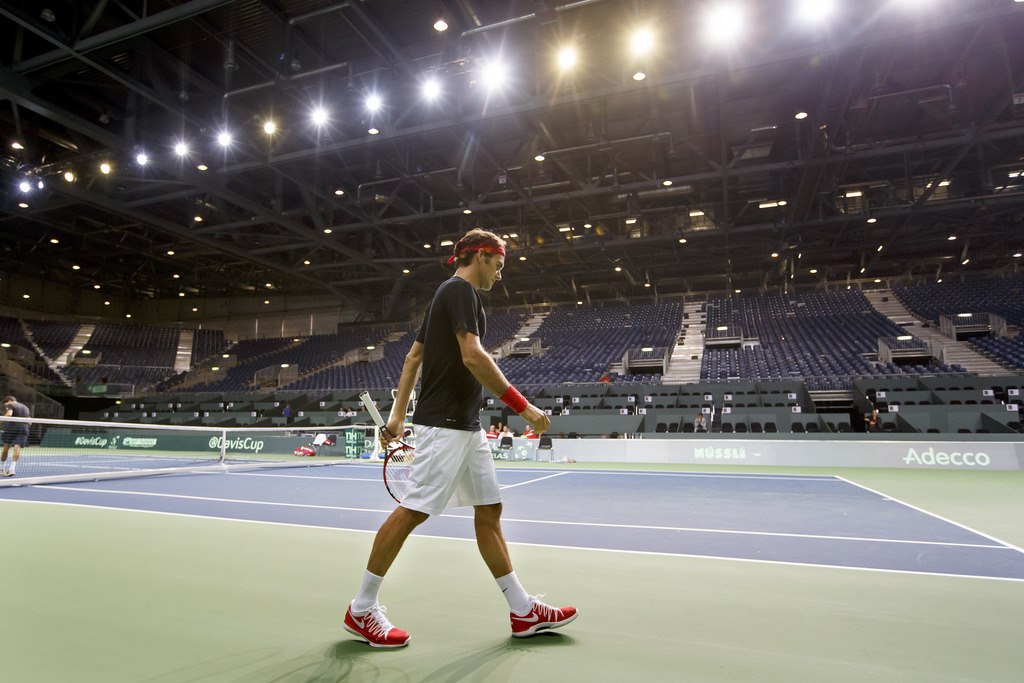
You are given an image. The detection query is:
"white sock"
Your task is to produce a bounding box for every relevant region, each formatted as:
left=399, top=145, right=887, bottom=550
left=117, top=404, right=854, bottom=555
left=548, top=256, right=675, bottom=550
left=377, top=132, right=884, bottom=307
left=8, top=461, right=14, bottom=474
left=352, top=569, right=384, bottom=613
left=496, top=571, right=532, bottom=614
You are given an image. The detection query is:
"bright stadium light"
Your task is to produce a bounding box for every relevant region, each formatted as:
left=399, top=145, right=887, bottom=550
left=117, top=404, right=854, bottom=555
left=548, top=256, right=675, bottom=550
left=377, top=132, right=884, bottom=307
left=174, top=141, right=189, bottom=157
left=631, top=29, right=654, bottom=55
left=18, top=180, right=30, bottom=193
left=702, top=3, right=745, bottom=46
left=480, top=59, right=507, bottom=90
left=310, top=106, right=329, bottom=127
left=366, top=94, right=382, bottom=112
left=793, top=0, right=836, bottom=26
left=422, top=77, right=441, bottom=101
left=217, top=131, right=232, bottom=147
left=136, top=152, right=149, bottom=165
left=263, top=120, right=277, bottom=135
left=558, top=47, right=577, bottom=70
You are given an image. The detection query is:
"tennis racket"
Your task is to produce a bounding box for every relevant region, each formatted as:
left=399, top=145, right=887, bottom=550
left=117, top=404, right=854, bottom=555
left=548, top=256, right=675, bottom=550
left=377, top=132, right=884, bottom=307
left=359, top=391, right=414, bottom=503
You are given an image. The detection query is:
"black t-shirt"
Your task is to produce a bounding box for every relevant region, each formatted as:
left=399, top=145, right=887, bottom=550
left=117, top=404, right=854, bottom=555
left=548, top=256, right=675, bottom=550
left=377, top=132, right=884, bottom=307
left=3, top=401, right=30, bottom=434
left=412, top=277, right=486, bottom=431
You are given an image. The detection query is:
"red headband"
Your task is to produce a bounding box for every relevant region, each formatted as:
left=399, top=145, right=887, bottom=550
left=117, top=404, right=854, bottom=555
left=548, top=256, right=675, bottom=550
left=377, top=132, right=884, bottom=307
left=447, top=243, right=506, bottom=264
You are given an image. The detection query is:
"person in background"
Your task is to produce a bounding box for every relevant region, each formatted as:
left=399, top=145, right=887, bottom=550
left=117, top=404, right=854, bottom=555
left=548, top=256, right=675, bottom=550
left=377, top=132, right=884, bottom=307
left=1, top=396, right=31, bottom=478
left=694, top=413, right=708, bottom=432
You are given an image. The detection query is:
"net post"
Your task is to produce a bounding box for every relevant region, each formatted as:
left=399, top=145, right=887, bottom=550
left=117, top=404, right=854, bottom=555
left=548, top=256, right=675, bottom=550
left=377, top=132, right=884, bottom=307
left=219, top=428, right=227, bottom=463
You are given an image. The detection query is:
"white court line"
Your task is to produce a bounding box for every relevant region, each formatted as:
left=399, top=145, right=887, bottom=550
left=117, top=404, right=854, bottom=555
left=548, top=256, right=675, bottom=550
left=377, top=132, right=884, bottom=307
left=498, top=471, right=569, bottom=490
left=45, top=485, right=396, bottom=515
left=836, top=475, right=1024, bottom=555
left=38, top=484, right=1010, bottom=551
left=3, top=497, right=1022, bottom=584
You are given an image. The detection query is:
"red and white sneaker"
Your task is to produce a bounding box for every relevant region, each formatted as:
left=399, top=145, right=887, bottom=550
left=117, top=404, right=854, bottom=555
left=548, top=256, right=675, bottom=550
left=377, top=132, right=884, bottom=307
left=510, top=596, right=578, bottom=637
left=344, top=603, right=410, bottom=648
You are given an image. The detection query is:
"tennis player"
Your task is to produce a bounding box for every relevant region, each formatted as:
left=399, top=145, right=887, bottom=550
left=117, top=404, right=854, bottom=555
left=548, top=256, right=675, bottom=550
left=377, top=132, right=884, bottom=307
left=344, top=229, right=577, bottom=648
left=1, top=395, right=30, bottom=477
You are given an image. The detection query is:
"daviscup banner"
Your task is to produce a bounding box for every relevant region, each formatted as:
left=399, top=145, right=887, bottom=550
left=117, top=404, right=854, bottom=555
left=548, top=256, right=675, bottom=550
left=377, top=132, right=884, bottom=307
left=48, top=429, right=312, bottom=457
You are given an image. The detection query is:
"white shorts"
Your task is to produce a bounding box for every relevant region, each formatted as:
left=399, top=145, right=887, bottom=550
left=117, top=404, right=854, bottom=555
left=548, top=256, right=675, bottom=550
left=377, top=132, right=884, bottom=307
left=400, top=425, right=501, bottom=516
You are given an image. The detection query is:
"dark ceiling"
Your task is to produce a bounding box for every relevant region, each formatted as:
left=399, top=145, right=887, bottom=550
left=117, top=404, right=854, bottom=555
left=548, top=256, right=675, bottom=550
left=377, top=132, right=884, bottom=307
left=2, top=0, right=1024, bottom=321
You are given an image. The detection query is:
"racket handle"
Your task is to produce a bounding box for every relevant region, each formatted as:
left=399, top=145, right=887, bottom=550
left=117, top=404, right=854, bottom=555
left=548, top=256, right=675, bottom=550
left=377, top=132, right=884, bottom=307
left=358, top=389, right=393, bottom=438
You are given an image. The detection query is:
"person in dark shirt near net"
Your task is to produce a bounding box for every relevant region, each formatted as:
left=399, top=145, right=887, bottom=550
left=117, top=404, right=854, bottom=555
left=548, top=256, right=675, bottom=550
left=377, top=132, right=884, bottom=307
left=1, top=396, right=30, bottom=477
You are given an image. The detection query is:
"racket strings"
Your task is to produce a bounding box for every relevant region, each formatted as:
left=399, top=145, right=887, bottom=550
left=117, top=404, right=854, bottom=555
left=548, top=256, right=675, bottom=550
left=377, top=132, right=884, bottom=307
left=383, top=442, right=414, bottom=502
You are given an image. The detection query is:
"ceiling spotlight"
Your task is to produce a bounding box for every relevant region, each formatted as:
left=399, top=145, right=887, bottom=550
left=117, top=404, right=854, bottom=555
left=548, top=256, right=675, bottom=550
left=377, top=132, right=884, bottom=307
left=63, top=171, right=75, bottom=183
left=366, top=94, right=382, bottom=112
left=217, top=131, right=232, bottom=147
left=702, top=3, right=745, bottom=46
left=263, top=120, right=276, bottom=135
left=174, top=142, right=189, bottom=156
left=310, top=107, right=329, bottom=126
left=795, top=111, right=808, bottom=120
left=18, top=180, right=30, bottom=192
left=11, top=141, right=24, bottom=150
left=794, top=0, right=836, bottom=26
left=100, top=162, right=111, bottom=174
left=558, top=47, right=577, bottom=70
left=367, top=127, right=380, bottom=135
left=632, top=71, right=646, bottom=81
left=632, top=29, right=654, bottom=55
left=136, top=152, right=149, bottom=165
left=433, top=18, right=448, bottom=32
left=480, top=59, right=508, bottom=90
left=334, top=189, right=345, bottom=196
left=422, top=78, right=441, bottom=100
left=534, top=153, right=546, bottom=162
left=41, top=8, right=55, bottom=22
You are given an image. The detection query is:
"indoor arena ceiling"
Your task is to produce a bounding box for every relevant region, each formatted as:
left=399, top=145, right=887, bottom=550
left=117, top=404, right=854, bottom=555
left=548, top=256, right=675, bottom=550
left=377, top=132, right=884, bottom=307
left=2, top=0, right=1024, bottom=320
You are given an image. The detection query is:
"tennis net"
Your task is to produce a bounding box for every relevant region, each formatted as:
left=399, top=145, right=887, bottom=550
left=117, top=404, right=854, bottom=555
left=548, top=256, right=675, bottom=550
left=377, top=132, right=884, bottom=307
left=0, top=416, right=379, bottom=487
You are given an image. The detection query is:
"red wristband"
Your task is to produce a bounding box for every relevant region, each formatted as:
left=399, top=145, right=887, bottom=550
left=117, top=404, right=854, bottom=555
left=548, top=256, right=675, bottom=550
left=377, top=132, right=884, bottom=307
left=498, top=385, right=529, bottom=414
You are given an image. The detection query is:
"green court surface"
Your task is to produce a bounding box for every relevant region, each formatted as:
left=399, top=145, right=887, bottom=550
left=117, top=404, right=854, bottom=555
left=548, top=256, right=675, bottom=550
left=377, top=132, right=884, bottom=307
left=3, top=465, right=1023, bottom=682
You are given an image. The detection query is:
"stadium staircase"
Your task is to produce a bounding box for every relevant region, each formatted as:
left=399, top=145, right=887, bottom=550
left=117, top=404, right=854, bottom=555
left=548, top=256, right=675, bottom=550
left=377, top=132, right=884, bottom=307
left=864, top=289, right=1013, bottom=376
left=662, top=303, right=704, bottom=384
left=18, top=320, right=72, bottom=387
left=174, top=330, right=194, bottom=373
left=54, top=323, right=94, bottom=367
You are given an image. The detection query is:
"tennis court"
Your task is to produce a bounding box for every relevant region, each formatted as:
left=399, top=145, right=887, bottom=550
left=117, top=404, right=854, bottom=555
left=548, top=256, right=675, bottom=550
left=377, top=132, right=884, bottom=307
left=4, top=460, right=1023, bottom=681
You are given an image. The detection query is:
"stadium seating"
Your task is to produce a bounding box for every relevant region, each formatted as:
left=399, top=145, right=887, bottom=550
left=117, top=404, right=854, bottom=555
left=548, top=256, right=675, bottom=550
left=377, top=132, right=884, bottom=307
left=700, top=290, right=968, bottom=390
left=893, top=276, right=1024, bottom=326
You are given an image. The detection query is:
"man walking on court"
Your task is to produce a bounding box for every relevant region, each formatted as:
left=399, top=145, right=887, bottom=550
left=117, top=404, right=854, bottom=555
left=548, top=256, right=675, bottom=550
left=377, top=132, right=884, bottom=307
left=2, top=395, right=31, bottom=477
left=344, top=228, right=577, bottom=648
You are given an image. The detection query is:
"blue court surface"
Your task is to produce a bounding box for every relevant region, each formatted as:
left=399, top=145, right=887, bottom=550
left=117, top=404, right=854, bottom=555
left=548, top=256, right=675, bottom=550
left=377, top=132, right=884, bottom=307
left=3, top=463, right=1022, bottom=581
